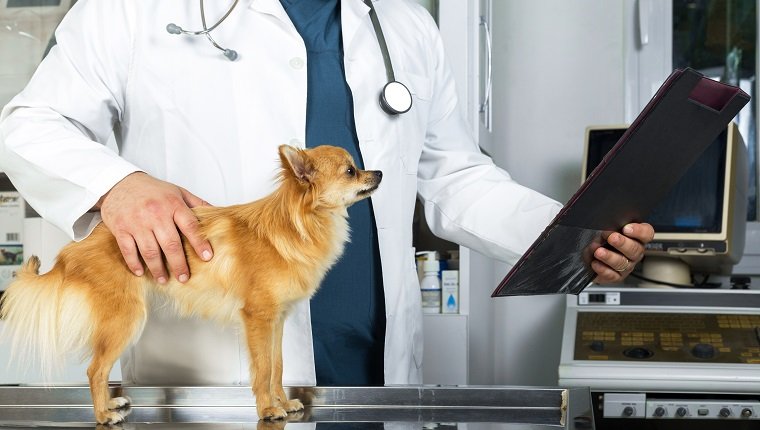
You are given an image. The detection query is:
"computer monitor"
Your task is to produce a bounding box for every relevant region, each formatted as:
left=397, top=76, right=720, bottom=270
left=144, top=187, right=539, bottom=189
left=582, top=123, right=748, bottom=287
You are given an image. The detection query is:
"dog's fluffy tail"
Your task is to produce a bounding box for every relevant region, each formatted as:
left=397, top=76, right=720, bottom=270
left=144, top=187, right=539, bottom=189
left=0, top=256, right=93, bottom=380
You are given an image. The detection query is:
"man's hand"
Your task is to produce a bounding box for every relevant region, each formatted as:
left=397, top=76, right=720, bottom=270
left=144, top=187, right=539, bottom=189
left=97, top=172, right=213, bottom=283
left=591, top=222, right=655, bottom=284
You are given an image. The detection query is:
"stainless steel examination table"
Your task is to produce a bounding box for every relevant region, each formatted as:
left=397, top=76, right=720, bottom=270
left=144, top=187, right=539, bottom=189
left=0, top=385, right=594, bottom=429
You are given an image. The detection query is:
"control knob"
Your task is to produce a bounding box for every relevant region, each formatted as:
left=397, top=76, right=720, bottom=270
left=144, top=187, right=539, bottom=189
left=622, top=406, right=634, bottom=417
left=653, top=406, right=666, bottom=417
left=676, top=407, right=688, bottom=417
left=742, top=408, right=754, bottom=418
left=623, top=347, right=654, bottom=359
left=692, top=343, right=717, bottom=360
left=719, top=407, right=732, bottom=418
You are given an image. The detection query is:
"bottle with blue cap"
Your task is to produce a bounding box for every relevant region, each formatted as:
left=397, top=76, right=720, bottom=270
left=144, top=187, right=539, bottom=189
left=417, top=251, right=441, bottom=314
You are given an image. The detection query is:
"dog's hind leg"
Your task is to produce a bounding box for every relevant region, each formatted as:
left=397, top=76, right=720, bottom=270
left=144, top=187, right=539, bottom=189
left=87, top=302, right=146, bottom=425
left=241, top=304, right=287, bottom=421
left=272, top=313, right=303, bottom=413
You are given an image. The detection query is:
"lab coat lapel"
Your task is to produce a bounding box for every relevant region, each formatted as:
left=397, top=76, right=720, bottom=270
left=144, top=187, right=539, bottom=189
left=341, top=0, right=371, bottom=53
left=248, top=0, right=290, bottom=22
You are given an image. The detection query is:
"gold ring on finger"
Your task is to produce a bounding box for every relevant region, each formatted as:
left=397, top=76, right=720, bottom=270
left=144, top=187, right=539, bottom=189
left=614, top=257, right=630, bottom=272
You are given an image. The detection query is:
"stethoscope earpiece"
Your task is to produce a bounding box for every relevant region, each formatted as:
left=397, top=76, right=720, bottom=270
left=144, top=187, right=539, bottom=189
left=166, top=0, right=240, bottom=61
left=223, top=49, right=239, bottom=61
left=166, top=23, right=183, bottom=35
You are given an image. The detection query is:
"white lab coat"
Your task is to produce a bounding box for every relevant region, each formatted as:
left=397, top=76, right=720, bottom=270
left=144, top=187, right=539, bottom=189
left=0, top=0, right=561, bottom=386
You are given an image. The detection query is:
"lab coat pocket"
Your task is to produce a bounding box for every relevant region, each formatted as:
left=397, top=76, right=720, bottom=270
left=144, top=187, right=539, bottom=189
left=395, top=71, right=432, bottom=175
left=403, top=70, right=432, bottom=101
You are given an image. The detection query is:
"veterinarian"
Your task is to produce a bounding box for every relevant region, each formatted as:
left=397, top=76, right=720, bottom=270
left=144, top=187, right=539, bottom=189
left=0, top=0, right=654, bottom=387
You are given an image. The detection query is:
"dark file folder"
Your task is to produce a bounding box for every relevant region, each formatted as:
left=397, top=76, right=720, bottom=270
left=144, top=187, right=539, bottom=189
left=492, top=68, right=750, bottom=297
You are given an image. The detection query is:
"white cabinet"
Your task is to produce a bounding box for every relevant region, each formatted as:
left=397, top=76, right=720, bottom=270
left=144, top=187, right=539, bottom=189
left=0, top=324, right=120, bottom=385
left=422, top=314, right=468, bottom=385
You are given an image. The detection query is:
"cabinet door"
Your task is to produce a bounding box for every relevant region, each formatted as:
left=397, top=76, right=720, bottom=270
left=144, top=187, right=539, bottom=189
left=422, top=314, right=468, bottom=385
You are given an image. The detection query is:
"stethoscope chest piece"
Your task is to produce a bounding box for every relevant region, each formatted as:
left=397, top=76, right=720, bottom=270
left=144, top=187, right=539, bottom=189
left=380, top=81, right=412, bottom=115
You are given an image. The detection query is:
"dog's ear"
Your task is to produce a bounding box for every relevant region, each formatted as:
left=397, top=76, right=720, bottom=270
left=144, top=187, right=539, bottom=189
left=279, top=145, right=315, bottom=185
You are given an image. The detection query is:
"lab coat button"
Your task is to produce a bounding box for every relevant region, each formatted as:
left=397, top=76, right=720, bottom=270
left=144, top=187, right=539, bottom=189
left=289, top=57, right=305, bottom=69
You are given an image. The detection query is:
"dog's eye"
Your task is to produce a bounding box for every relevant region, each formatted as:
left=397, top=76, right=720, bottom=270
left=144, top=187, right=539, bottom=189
left=346, top=166, right=356, bottom=177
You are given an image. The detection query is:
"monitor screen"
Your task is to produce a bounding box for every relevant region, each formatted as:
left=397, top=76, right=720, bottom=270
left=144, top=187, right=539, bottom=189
left=586, top=128, right=727, bottom=234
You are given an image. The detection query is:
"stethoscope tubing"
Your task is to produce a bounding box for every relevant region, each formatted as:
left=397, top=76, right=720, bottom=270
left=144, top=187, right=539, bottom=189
left=167, top=0, right=411, bottom=114
left=180, top=0, right=239, bottom=36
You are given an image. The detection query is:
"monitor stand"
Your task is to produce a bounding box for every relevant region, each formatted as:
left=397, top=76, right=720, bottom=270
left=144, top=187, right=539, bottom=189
left=639, top=255, right=691, bottom=288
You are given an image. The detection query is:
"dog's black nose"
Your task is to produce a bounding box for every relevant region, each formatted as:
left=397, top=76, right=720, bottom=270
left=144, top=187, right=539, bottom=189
left=374, top=171, right=383, bottom=180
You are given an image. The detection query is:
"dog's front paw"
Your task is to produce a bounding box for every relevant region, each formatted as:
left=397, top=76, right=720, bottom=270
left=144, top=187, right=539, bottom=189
left=259, top=405, right=288, bottom=421
left=286, top=410, right=305, bottom=421
left=108, top=396, right=132, bottom=410
left=283, top=398, right=304, bottom=412
left=96, top=410, right=127, bottom=425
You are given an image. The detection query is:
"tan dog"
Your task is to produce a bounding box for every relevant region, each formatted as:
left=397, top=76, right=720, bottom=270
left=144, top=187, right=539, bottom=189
left=0, top=145, right=382, bottom=425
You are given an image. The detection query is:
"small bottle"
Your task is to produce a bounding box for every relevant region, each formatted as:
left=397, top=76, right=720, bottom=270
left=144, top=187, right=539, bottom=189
left=417, top=251, right=441, bottom=314
left=441, top=270, right=459, bottom=314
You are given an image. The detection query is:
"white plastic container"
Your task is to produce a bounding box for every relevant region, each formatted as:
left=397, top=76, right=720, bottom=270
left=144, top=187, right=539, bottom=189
left=417, top=251, right=441, bottom=314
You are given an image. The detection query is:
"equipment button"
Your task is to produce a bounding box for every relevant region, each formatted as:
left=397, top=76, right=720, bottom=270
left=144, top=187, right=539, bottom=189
left=698, top=409, right=709, bottom=416
left=742, top=408, right=753, bottom=418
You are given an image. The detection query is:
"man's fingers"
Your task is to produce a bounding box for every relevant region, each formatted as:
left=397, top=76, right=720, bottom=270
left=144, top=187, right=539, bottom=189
left=153, top=223, right=191, bottom=283
left=609, top=233, right=644, bottom=264
left=605, top=232, right=643, bottom=264
left=180, top=187, right=211, bottom=208
left=622, top=222, right=655, bottom=244
left=174, top=205, right=213, bottom=262
left=114, top=233, right=144, bottom=276
left=593, top=222, right=655, bottom=283
left=134, top=233, right=169, bottom=284
left=99, top=174, right=214, bottom=282
left=591, top=260, right=624, bottom=284
left=593, top=246, right=632, bottom=273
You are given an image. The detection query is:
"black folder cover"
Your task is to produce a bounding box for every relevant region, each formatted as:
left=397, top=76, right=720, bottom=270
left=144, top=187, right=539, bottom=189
left=492, top=68, right=750, bottom=297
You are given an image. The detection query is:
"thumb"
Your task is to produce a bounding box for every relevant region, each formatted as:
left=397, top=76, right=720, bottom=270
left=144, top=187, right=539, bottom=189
left=179, top=187, right=211, bottom=208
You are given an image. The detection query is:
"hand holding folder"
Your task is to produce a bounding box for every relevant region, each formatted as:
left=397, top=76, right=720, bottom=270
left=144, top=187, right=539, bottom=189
left=492, top=68, right=751, bottom=297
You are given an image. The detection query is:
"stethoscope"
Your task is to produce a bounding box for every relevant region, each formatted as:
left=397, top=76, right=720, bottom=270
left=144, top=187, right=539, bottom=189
left=166, top=0, right=413, bottom=115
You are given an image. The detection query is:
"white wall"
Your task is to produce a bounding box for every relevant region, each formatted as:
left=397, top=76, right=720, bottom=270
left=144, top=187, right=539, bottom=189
left=481, top=0, right=627, bottom=386
left=0, top=4, right=71, bottom=107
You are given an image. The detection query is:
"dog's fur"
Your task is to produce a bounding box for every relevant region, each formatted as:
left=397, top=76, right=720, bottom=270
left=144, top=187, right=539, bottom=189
left=0, top=145, right=382, bottom=425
